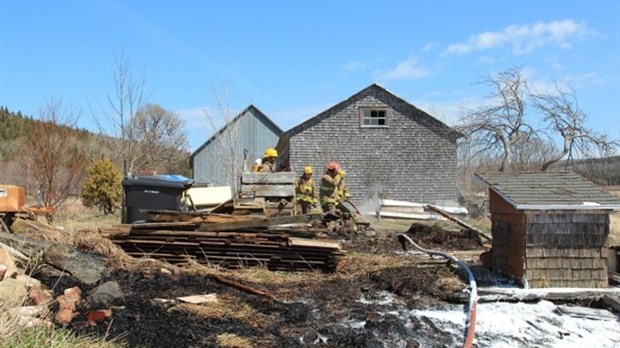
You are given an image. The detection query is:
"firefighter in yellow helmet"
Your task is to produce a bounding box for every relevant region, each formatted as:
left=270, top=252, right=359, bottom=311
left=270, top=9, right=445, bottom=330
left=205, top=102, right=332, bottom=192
left=258, top=148, right=278, bottom=172
left=319, top=161, right=343, bottom=218
left=295, top=165, right=317, bottom=214
left=337, top=168, right=351, bottom=202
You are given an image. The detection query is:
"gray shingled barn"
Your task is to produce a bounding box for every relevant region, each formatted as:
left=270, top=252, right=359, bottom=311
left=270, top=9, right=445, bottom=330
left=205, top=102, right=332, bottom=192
left=275, top=84, right=462, bottom=207
left=477, top=171, right=620, bottom=288
left=191, top=105, right=282, bottom=188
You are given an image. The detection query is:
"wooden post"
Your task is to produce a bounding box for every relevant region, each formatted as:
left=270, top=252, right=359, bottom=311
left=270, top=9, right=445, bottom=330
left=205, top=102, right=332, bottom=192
left=425, top=204, right=492, bottom=242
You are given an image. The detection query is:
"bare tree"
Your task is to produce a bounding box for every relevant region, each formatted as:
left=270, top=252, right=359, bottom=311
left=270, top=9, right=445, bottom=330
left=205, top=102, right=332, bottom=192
left=202, top=80, right=244, bottom=192
left=25, top=99, right=86, bottom=208
left=457, top=67, right=539, bottom=172
left=531, top=81, right=619, bottom=170
left=96, top=48, right=146, bottom=176
left=131, top=103, right=188, bottom=173
left=458, top=66, right=619, bottom=173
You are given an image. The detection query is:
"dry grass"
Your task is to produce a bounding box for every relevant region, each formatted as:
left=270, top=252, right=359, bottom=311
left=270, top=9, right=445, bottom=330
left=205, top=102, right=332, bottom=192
left=178, top=293, right=275, bottom=329
left=216, top=333, right=254, bottom=348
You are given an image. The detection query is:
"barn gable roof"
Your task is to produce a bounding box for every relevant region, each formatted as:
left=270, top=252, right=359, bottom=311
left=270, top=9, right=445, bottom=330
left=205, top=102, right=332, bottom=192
left=282, top=83, right=462, bottom=139
left=476, top=171, right=620, bottom=210
left=190, top=104, right=283, bottom=159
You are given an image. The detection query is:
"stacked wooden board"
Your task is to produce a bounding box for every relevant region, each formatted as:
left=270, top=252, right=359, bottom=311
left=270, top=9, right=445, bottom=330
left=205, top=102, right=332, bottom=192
left=101, top=212, right=343, bottom=272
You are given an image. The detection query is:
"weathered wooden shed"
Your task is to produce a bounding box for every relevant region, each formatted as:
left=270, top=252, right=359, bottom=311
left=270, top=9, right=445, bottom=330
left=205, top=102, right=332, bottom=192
left=275, top=84, right=462, bottom=207
left=477, top=172, right=620, bottom=288
left=190, top=105, right=282, bottom=188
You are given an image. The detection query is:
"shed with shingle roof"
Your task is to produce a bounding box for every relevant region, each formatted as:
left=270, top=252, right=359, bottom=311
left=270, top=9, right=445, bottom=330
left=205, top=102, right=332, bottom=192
left=476, top=171, right=620, bottom=288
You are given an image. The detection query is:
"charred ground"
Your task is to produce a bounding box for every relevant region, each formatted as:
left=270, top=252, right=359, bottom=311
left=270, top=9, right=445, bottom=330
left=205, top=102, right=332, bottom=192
left=39, top=219, right=488, bottom=348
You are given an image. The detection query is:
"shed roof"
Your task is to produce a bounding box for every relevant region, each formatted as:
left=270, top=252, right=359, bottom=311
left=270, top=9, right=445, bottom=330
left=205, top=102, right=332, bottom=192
left=475, top=171, right=620, bottom=210
left=190, top=104, right=282, bottom=158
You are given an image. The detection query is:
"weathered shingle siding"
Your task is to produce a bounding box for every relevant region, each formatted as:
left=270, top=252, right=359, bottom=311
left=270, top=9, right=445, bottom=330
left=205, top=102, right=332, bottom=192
left=192, top=108, right=282, bottom=187
left=288, top=89, right=458, bottom=206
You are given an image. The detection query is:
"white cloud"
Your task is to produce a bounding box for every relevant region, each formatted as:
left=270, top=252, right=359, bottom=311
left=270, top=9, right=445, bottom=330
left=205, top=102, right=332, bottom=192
left=342, top=61, right=366, bottom=72
left=375, top=57, right=430, bottom=81
left=414, top=97, right=484, bottom=127
left=421, top=42, right=440, bottom=53
left=445, top=20, right=598, bottom=55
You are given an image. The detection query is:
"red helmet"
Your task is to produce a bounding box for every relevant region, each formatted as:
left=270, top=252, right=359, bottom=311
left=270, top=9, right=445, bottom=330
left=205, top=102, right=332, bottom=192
left=326, top=161, right=340, bottom=171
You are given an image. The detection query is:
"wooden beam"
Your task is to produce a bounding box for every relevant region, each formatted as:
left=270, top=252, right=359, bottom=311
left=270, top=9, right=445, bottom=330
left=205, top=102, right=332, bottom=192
left=197, top=213, right=321, bottom=232
left=477, top=287, right=620, bottom=302
left=425, top=204, right=492, bottom=241
left=288, top=237, right=341, bottom=250
left=240, top=184, right=294, bottom=197
left=242, top=172, right=297, bottom=184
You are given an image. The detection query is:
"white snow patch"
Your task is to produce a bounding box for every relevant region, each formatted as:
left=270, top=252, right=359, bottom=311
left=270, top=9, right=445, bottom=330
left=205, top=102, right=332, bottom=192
left=357, top=290, right=396, bottom=305
left=409, top=301, right=620, bottom=348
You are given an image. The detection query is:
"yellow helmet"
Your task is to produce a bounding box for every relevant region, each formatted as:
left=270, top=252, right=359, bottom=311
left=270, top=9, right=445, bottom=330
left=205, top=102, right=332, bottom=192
left=264, top=148, right=278, bottom=158
left=304, top=166, right=312, bottom=174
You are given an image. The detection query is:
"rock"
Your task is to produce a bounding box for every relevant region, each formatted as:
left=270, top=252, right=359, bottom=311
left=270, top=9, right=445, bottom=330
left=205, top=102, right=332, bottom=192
left=15, top=274, right=41, bottom=289
left=177, top=293, right=218, bottom=304
left=43, top=244, right=108, bottom=285
left=16, top=305, right=47, bottom=317
left=0, top=278, right=28, bottom=306
left=55, top=286, right=82, bottom=325
left=0, top=245, right=17, bottom=280
left=87, top=281, right=124, bottom=308
left=86, top=309, right=112, bottom=324
left=29, top=286, right=53, bottom=305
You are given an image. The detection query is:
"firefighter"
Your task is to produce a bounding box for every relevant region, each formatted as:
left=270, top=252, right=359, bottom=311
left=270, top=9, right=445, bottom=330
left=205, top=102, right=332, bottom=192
left=295, top=165, right=317, bottom=214
left=319, top=161, right=343, bottom=218
left=337, top=169, right=351, bottom=202
left=258, top=148, right=278, bottom=172
left=251, top=158, right=262, bottom=172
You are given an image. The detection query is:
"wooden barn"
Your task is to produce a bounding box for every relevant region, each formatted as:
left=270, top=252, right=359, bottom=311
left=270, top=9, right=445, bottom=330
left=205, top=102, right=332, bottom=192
left=275, top=84, right=462, bottom=207
left=190, top=105, right=282, bottom=189
left=477, top=172, right=620, bottom=288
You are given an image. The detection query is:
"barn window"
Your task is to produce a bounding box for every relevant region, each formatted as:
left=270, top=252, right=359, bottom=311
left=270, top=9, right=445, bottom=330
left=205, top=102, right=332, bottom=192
left=360, top=109, right=388, bottom=127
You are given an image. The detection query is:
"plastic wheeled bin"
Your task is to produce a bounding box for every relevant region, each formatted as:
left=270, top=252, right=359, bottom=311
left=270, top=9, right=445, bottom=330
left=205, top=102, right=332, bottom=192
left=122, top=175, right=194, bottom=224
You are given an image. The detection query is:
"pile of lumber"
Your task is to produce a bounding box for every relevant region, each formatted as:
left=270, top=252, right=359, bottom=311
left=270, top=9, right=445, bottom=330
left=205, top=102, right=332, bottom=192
left=101, top=212, right=343, bottom=272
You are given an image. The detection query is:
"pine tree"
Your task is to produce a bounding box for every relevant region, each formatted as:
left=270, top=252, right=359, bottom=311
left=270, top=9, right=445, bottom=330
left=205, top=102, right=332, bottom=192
left=81, top=158, right=122, bottom=214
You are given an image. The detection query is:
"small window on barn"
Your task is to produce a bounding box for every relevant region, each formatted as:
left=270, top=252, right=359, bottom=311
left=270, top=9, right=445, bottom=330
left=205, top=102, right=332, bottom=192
left=360, top=108, right=388, bottom=127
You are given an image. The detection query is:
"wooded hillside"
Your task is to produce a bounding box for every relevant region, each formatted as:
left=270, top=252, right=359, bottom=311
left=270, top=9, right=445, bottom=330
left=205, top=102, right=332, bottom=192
left=0, top=106, right=190, bottom=204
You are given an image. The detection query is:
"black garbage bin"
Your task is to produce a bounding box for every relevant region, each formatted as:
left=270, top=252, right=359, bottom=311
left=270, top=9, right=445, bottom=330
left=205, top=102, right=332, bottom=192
left=122, top=175, right=194, bottom=224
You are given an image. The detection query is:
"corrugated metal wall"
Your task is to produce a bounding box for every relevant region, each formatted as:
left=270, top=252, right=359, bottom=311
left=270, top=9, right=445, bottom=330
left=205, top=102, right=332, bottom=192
left=192, top=107, right=282, bottom=190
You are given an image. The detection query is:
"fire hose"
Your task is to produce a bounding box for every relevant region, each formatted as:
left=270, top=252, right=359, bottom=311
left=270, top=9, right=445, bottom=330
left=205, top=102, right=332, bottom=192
left=397, top=233, right=478, bottom=348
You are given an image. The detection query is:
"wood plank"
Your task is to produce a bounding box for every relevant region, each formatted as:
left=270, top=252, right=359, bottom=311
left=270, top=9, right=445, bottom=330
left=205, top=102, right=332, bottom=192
left=242, top=172, right=297, bottom=184
left=130, top=221, right=199, bottom=229
left=557, top=305, right=617, bottom=320
left=144, top=210, right=260, bottom=224
left=477, top=287, right=620, bottom=302
left=288, top=237, right=341, bottom=249
left=197, top=213, right=321, bottom=232
left=240, top=184, right=294, bottom=197
left=602, top=294, right=620, bottom=313
left=426, top=204, right=492, bottom=241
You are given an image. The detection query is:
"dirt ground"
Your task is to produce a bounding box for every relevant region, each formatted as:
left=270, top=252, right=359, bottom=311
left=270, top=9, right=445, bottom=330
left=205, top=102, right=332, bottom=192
left=36, top=216, right=490, bottom=348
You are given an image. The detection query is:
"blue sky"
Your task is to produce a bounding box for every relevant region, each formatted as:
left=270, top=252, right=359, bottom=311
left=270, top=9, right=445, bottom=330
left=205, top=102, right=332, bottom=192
left=1, top=1, right=619, bottom=152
